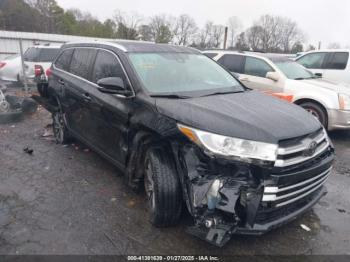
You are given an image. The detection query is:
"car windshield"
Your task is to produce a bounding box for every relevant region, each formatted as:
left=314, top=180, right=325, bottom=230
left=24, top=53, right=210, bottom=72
left=128, top=52, right=244, bottom=97
left=275, top=61, right=316, bottom=80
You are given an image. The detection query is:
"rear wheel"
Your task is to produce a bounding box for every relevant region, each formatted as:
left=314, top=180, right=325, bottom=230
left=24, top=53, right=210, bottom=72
left=299, top=102, right=328, bottom=128
left=144, top=147, right=182, bottom=227
left=52, top=107, right=71, bottom=144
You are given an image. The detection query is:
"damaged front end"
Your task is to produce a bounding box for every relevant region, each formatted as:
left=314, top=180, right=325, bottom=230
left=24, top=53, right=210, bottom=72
left=173, top=126, right=334, bottom=247
left=175, top=144, right=265, bottom=247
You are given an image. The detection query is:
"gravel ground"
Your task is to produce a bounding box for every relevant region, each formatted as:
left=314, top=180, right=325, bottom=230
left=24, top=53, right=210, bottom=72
left=0, top=85, right=350, bottom=255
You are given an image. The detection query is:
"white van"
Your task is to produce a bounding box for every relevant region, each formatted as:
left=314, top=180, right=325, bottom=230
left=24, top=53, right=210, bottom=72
left=295, top=50, right=350, bottom=84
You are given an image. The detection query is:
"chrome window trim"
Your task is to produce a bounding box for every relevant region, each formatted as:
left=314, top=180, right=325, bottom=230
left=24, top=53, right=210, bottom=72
left=52, top=46, right=136, bottom=98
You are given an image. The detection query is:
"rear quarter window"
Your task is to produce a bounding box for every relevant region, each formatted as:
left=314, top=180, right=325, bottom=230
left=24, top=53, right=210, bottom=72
left=325, top=52, right=349, bottom=70
left=217, top=54, right=245, bottom=73
left=23, top=47, right=41, bottom=62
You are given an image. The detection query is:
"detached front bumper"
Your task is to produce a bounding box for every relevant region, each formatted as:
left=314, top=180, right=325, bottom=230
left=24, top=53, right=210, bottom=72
left=328, top=109, right=350, bottom=130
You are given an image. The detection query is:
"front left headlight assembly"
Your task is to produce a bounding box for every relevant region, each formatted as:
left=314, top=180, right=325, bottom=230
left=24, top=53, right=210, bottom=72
left=339, top=93, right=350, bottom=110
left=178, top=124, right=278, bottom=163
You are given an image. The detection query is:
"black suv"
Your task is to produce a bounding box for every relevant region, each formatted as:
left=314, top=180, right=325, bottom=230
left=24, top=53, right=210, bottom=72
left=34, top=41, right=335, bottom=247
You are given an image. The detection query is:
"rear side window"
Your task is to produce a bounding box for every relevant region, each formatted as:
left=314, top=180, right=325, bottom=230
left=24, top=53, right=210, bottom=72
left=54, top=49, right=74, bottom=71
left=92, top=50, right=127, bottom=84
left=297, top=52, right=327, bottom=69
left=69, top=48, right=97, bottom=80
left=325, top=52, right=349, bottom=70
left=203, top=53, right=218, bottom=59
left=244, top=57, right=274, bottom=77
left=23, top=48, right=41, bottom=62
left=217, top=54, right=245, bottom=73
left=38, top=48, right=60, bottom=62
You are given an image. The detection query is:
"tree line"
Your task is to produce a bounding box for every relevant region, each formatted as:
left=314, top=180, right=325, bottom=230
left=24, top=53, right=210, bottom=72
left=0, top=0, right=313, bottom=53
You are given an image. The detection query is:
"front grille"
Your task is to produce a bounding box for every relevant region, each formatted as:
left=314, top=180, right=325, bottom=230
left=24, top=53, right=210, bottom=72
left=275, top=128, right=329, bottom=168
left=262, top=166, right=332, bottom=207
left=256, top=187, right=323, bottom=223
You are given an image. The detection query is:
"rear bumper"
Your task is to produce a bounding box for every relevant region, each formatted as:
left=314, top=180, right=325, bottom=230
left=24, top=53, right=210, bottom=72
left=328, top=109, right=350, bottom=130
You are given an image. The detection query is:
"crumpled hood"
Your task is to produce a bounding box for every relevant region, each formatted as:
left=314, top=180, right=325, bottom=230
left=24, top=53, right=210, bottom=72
left=155, top=91, right=321, bottom=144
left=299, top=78, right=350, bottom=94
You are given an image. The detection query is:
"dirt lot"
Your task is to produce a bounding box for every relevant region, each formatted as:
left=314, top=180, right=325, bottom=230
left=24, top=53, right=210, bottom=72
left=0, top=85, right=350, bottom=255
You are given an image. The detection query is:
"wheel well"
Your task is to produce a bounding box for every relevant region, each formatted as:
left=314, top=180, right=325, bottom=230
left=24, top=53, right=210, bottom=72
left=125, top=130, right=174, bottom=191
left=294, top=98, right=328, bottom=126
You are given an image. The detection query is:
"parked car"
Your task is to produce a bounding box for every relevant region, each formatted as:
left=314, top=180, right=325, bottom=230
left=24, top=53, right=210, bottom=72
left=295, top=49, right=350, bottom=84
left=0, top=54, right=22, bottom=82
left=204, top=50, right=350, bottom=130
left=34, top=41, right=334, bottom=247
left=23, top=45, right=61, bottom=82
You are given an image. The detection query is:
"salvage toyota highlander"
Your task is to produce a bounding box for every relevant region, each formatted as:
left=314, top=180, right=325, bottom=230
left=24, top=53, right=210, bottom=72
left=33, top=41, right=335, bottom=247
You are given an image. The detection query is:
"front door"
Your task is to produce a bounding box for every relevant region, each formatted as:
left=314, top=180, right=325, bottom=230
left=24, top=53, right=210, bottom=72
left=87, top=49, right=132, bottom=165
left=240, top=56, right=283, bottom=93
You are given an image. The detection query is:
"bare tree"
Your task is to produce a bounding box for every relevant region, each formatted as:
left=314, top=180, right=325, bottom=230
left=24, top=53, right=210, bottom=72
left=279, top=18, right=304, bottom=52
left=114, top=9, right=142, bottom=39
left=212, top=24, right=225, bottom=48
left=198, top=21, right=214, bottom=49
left=246, top=25, right=263, bottom=51
left=149, top=14, right=175, bottom=43
left=173, top=14, right=197, bottom=46
left=226, top=16, right=242, bottom=48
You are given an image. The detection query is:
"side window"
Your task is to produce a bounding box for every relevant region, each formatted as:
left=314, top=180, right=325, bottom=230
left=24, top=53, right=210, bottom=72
left=54, top=49, right=74, bottom=71
left=297, top=53, right=326, bottom=69
left=217, top=54, right=245, bottom=73
left=92, top=50, right=127, bottom=85
left=325, top=52, right=349, bottom=70
left=203, top=53, right=218, bottom=59
left=244, top=57, right=274, bottom=77
left=69, top=48, right=96, bottom=79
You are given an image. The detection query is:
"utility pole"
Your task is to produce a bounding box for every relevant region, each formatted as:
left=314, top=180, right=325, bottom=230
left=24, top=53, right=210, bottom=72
left=19, top=39, right=28, bottom=92
left=318, top=41, right=322, bottom=50
left=223, top=27, right=228, bottom=50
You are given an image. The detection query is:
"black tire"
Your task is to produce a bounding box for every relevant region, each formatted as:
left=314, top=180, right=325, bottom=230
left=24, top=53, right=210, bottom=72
left=52, top=106, right=71, bottom=144
left=299, top=102, right=328, bottom=128
left=144, top=147, right=182, bottom=227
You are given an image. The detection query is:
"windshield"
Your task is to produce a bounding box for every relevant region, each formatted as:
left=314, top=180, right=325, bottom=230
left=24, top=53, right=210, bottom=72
left=275, top=61, right=316, bottom=80
left=128, top=52, right=244, bottom=97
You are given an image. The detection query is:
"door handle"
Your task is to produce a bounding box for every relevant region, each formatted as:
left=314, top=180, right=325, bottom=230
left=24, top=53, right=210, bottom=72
left=58, top=79, right=65, bottom=85
left=82, top=93, right=91, bottom=102
left=240, top=77, right=250, bottom=82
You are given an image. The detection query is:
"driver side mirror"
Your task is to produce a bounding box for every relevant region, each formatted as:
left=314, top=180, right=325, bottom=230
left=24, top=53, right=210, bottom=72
left=315, top=73, right=323, bottom=77
left=266, top=71, right=280, bottom=82
left=97, top=77, right=131, bottom=95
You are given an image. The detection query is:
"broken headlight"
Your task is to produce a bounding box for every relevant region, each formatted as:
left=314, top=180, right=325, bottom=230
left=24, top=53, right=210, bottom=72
left=178, top=124, right=278, bottom=162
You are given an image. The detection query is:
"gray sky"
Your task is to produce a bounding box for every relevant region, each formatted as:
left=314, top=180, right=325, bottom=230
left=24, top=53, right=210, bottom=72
left=56, top=0, right=350, bottom=48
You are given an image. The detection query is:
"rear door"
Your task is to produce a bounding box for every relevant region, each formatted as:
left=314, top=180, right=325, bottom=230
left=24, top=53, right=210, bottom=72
left=61, top=48, right=97, bottom=141
left=88, top=49, right=132, bottom=165
left=239, top=56, right=283, bottom=92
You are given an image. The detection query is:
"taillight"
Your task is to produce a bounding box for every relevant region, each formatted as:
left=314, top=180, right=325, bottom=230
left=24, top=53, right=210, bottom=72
left=0, top=62, right=6, bottom=69
left=34, top=65, right=44, bottom=77
left=46, top=68, right=52, bottom=77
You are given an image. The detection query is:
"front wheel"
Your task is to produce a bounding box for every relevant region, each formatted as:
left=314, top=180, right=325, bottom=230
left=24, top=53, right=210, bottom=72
left=52, top=108, right=71, bottom=144
left=299, top=102, right=328, bottom=128
left=144, top=147, right=182, bottom=227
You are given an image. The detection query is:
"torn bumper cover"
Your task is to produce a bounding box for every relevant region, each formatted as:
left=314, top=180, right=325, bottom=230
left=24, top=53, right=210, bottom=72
left=178, top=144, right=334, bottom=247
